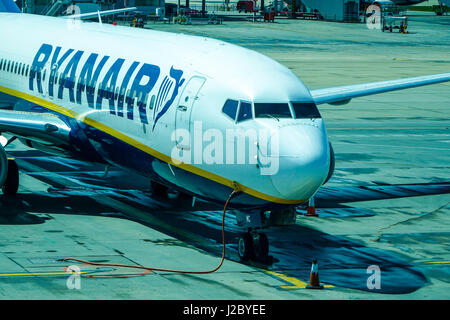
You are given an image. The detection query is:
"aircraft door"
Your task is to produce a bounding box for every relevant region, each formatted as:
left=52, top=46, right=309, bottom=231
left=175, top=76, right=205, bottom=150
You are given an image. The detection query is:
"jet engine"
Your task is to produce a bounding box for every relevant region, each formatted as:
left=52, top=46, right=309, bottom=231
left=323, top=142, right=335, bottom=185
left=0, top=145, right=7, bottom=188
left=0, top=143, right=19, bottom=195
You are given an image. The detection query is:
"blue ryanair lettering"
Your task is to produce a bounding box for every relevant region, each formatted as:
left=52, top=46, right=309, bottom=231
left=128, top=63, right=160, bottom=125
left=58, top=50, right=84, bottom=102
left=117, top=61, right=139, bottom=118
left=76, top=54, right=109, bottom=108
left=96, top=58, right=125, bottom=113
left=29, top=43, right=52, bottom=93
left=29, top=44, right=186, bottom=127
left=49, top=47, right=74, bottom=98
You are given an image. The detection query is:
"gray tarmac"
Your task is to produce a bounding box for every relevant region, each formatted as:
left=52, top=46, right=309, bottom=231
left=0, top=12, right=449, bottom=299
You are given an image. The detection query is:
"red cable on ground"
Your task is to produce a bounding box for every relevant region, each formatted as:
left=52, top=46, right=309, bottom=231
left=62, top=190, right=238, bottom=278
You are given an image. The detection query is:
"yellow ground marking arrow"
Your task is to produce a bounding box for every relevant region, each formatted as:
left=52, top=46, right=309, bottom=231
left=264, top=270, right=334, bottom=289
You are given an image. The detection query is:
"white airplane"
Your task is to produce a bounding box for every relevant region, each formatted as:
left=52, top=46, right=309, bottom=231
left=0, top=0, right=449, bottom=262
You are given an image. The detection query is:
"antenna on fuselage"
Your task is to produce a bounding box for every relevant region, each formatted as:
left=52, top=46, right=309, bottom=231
left=97, top=10, right=103, bottom=25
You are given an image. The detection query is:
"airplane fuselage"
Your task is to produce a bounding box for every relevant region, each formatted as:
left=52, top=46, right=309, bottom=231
left=0, top=13, right=331, bottom=208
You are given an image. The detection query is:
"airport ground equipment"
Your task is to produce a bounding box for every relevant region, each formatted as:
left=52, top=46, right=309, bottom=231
left=306, top=260, right=324, bottom=289
left=434, top=0, right=449, bottom=15
left=382, top=15, right=408, bottom=32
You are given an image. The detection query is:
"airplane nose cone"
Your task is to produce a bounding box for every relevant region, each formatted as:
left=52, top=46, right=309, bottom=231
left=268, top=124, right=330, bottom=201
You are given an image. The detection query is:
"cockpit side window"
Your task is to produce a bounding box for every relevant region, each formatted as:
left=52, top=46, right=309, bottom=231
left=222, top=99, right=239, bottom=121
left=292, top=102, right=321, bottom=119
left=254, top=103, right=292, bottom=119
left=237, top=101, right=252, bottom=123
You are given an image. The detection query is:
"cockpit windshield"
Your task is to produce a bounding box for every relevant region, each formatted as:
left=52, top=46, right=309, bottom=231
left=254, top=103, right=292, bottom=119
left=222, top=100, right=321, bottom=122
left=291, top=102, right=321, bottom=119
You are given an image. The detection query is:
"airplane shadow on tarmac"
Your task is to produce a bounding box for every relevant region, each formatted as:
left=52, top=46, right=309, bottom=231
left=0, top=151, right=439, bottom=294
left=0, top=189, right=428, bottom=295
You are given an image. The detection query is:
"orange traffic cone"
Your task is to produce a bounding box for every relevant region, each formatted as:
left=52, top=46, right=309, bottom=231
left=306, top=197, right=318, bottom=217
left=306, top=259, right=323, bottom=289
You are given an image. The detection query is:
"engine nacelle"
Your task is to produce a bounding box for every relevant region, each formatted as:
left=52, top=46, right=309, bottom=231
left=0, top=145, right=8, bottom=188
left=323, top=142, right=335, bottom=185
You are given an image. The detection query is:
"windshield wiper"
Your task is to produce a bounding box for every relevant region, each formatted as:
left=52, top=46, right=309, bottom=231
left=258, top=114, right=280, bottom=121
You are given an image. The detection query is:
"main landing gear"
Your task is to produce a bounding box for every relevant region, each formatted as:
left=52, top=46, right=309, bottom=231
left=236, top=207, right=296, bottom=264
left=0, top=145, right=19, bottom=196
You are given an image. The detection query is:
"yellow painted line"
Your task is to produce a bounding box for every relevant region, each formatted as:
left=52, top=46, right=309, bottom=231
left=426, top=261, right=450, bottom=264
left=0, top=85, right=305, bottom=205
left=264, top=270, right=334, bottom=289
left=0, top=271, right=92, bottom=277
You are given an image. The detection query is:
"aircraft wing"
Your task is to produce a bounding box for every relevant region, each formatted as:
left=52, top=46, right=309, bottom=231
left=0, top=109, right=71, bottom=146
left=314, top=182, right=450, bottom=207
left=63, top=7, right=137, bottom=20
left=311, top=73, right=450, bottom=105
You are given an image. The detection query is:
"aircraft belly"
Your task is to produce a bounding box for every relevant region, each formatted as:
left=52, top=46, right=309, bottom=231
left=79, top=120, right=271, bottom=208
left=0, top=91, right=18, bottom=109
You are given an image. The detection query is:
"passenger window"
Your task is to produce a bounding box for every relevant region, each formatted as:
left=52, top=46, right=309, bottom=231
left=254, top=103, right=292, bottom=119
left=237, top=101, right=252, bottom=122
left=292, top=102, right=321, bottom=119
left=222, top=99, right=239, bottom=121
left=0, top=59, right=3, bottom=70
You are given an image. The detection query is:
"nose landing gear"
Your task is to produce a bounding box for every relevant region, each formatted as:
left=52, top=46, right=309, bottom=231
left=236, top=207, right=296, bottom=264
left=238, top=231, right=269, bottom=262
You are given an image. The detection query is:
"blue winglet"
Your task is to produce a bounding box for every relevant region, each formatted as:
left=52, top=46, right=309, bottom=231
left=0, top=0, right=21, bottom=13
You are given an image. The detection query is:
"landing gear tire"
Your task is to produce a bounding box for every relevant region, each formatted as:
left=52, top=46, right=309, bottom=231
left=238, top=233, right=254, bottom=261
left=2, top=159, right=19, bottom=196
